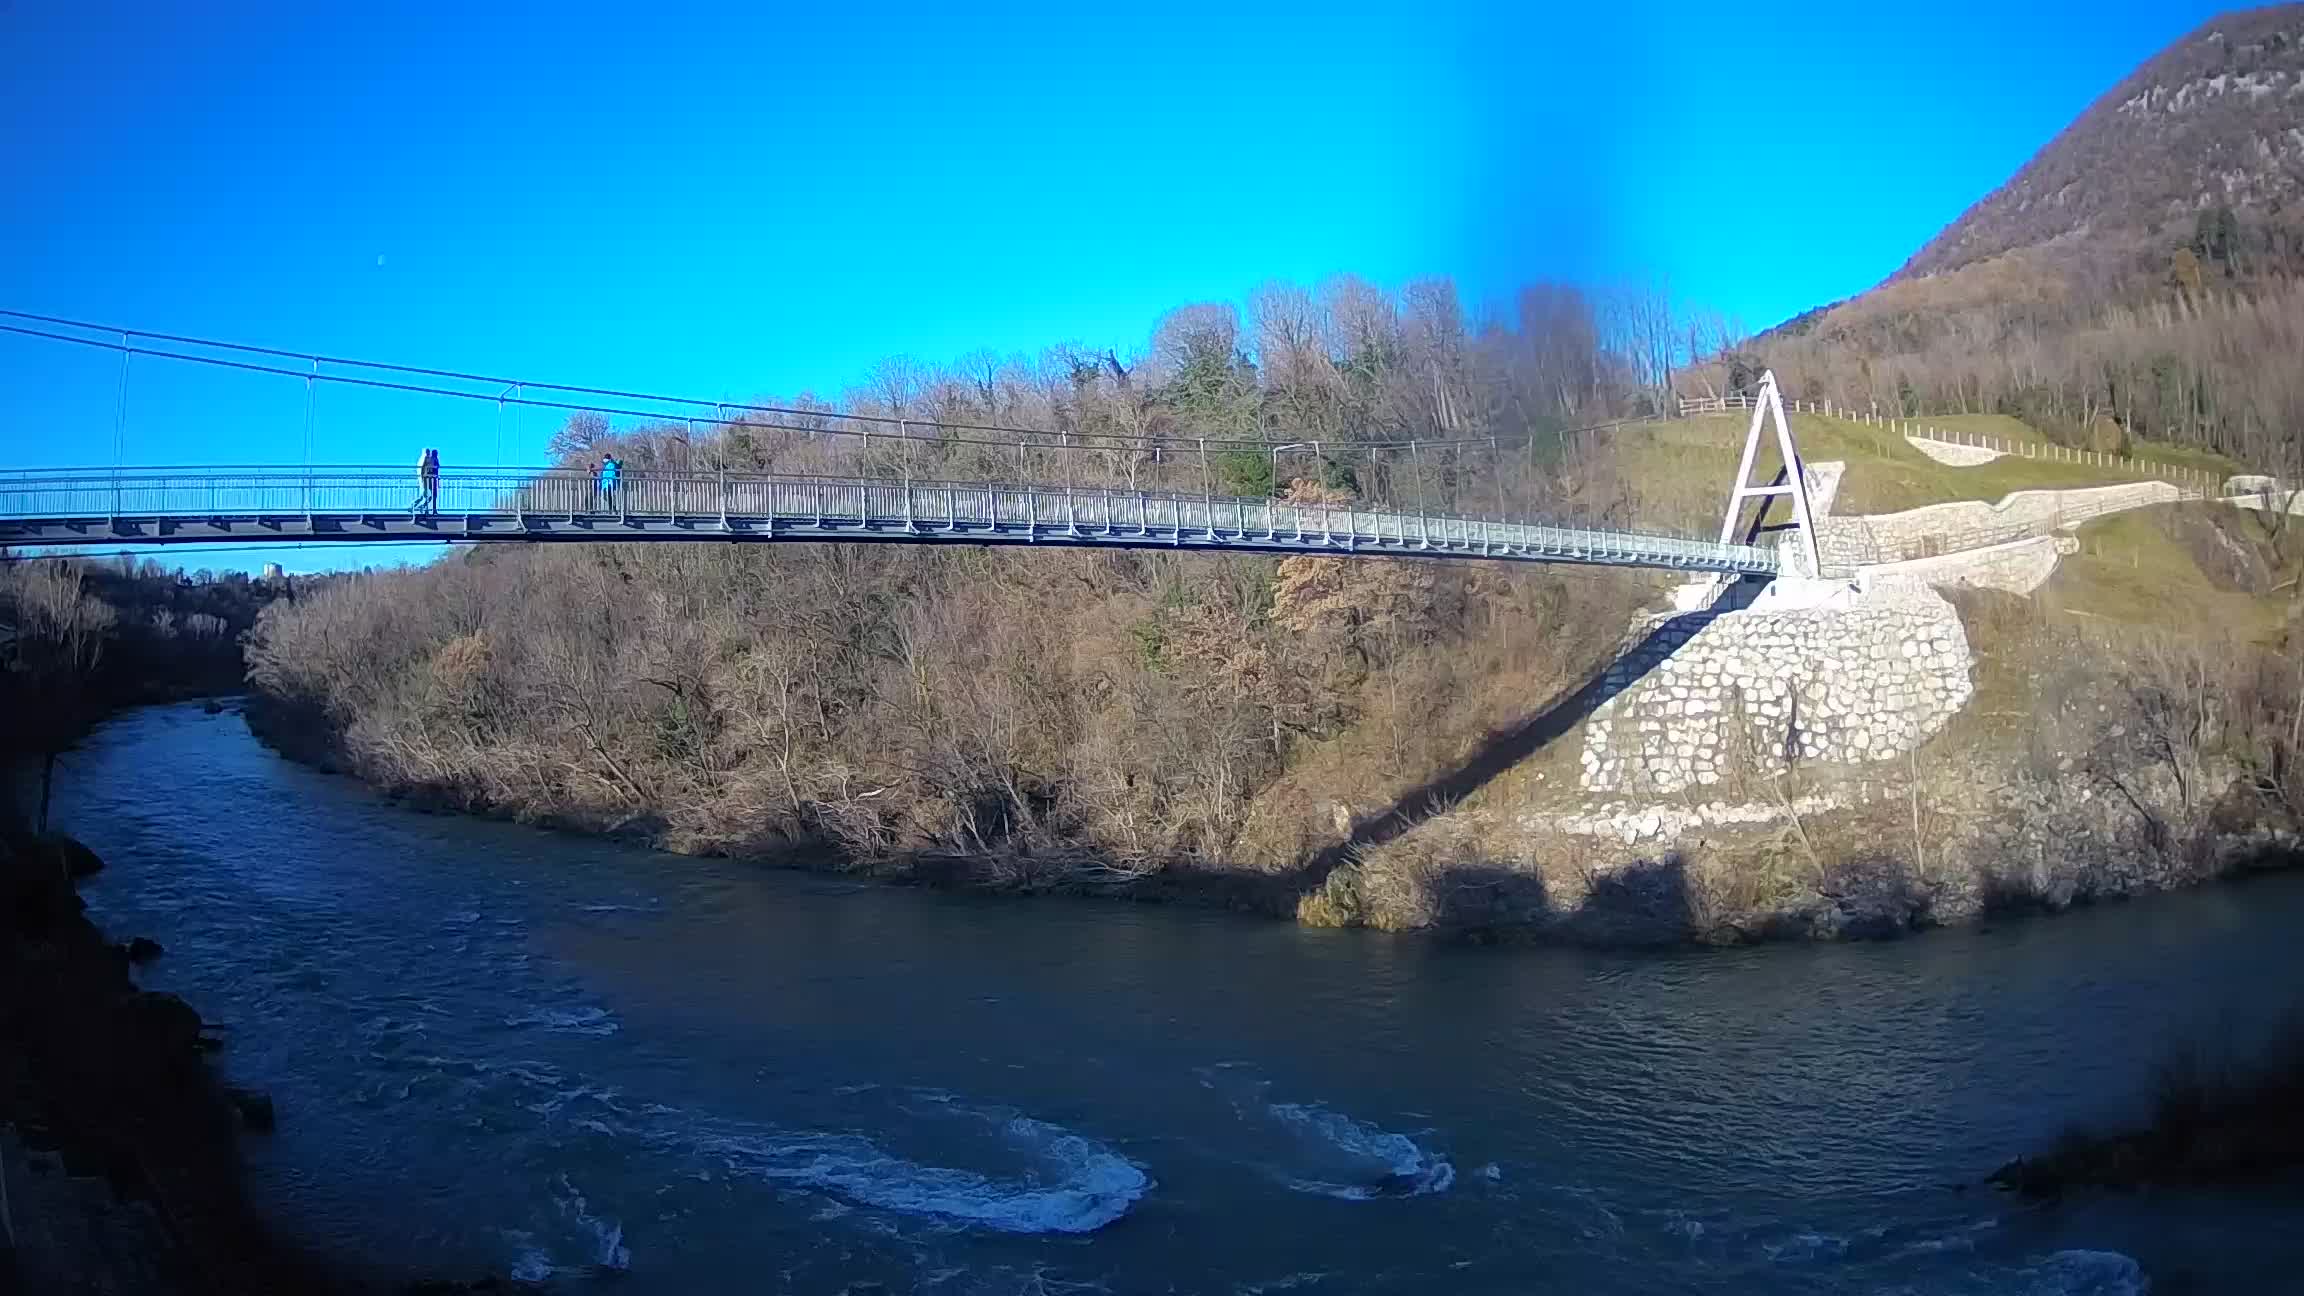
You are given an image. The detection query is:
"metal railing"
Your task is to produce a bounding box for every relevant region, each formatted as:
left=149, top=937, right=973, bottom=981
left=0, top=465, right=1781, bottom=574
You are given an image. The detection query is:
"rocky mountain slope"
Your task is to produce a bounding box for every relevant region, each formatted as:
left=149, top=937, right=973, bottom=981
left=1896, top=5, right=2304, bottom=282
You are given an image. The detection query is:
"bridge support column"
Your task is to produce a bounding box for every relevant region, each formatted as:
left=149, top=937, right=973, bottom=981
left=1717, top=370, right=1822, bottom=577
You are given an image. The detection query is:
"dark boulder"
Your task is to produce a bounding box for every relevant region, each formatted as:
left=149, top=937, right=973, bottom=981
left=225, top=1085, right=277, bottom=1133
left=125, top=935, right=164, bottom=964
left=3, top=847, right=86, bottom=937
left=114, top=990, right=207, bottom=1062
left=50, top=834, right=105, bottom=879
left=606, top=812, right=670, bottom=845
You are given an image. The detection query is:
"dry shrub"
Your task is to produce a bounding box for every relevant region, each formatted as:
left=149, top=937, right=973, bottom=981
left=232, top=275, right=1724, bottom=884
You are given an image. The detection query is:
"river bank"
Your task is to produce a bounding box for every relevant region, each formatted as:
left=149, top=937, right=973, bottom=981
left=244, top=687, right=2304, bottom=951
left=1, top=826, right=323, bottom=1292
left=1989, top=1020, right=2304, bottom=1199
left=55, top=699, right=2304, bottom=1294
left=0, top=823, right=521, bottom=1294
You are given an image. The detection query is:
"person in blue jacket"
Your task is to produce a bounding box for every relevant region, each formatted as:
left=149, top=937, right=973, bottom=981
left=410, top=447, right=440, bottom=516
left=599, top=454, right=620, bottom=511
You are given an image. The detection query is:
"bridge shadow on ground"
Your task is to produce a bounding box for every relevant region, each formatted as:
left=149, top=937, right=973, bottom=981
left=898, top=575, right=1763, bottom=941
left=1409, top=843, right=1958, bottom=946
left=1415, top=853, right=1700, bottom=947
left=1298, top=575, right=1772, bottom=886
left=897, top=835, right=1707, bottom=945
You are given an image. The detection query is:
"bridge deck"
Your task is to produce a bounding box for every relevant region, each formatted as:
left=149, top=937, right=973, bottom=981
left=0, top=468, right=1780, bottom=575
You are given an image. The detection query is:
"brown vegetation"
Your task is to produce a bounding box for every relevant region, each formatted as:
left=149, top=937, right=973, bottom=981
left=246, top=524, right=1659, bottom=882
left=237, top=264, right=2304, bottom=946
left=1299, top=509, right=2304, bottom=940
left=1724, top=275, right=2304, bottom=483
left=1, top=556, right=270, bottom=829
left=1992, top=1016, right=2304, bottom=1197
left=245, top=278, right=1693, bottom=896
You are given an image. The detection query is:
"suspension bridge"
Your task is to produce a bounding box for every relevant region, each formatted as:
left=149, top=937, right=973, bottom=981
left=0, top=313, right=1795, bottom=576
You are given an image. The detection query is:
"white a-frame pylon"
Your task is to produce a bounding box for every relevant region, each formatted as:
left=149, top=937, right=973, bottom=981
left=1716, top=370, right=1822, bottom=577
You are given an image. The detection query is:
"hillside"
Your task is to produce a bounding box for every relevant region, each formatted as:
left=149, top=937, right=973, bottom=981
left=1712, top=9, right=2304, bottom=476
left=1896, top=5, right=2304, bottom=284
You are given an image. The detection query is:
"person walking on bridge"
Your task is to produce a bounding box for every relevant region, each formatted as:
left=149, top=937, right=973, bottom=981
left=410, top=447, right=440, bottom=517
left=599, top=453, right=620, bottom=513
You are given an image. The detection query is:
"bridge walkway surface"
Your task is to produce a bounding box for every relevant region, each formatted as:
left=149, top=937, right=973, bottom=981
left=0, top=466, right=1781, bottom=575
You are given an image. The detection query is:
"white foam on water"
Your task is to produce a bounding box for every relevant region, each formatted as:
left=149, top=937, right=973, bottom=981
left=501, top=1180, right=633, bottom=1282
left=2021, top=1250, right=2149, bottom=1296
left=682, top=1109, right=1149, bottom=1235
left=555, top=1175, right=632, bottom=1272
left=1762, top=1230, right=1850, bottom=1264
left=522, top=1079, right=627, bottom=1118
left=1196, top=1067, right=1454, bottom=1201
left=503, top=1004, right=620, bottom=1037
left=1194, top=1061, right=1253, bottom=1089
left=1263, top=1102, right=1455, bottom=1200
left=1236, top=1273, right=1333, bottom=1294
left=920, top=1262, right=1117, bottom=1295
left=355, top=1012, right=426, bottom=1055
left=1889, top=1217, right=1999, bottom=1258
left=372, top=1054, right=1145, bottom=1242
left=378, top=1052, right=630, bottom=1131
left=1526, top=1181, right=1624, bottom=1241
left=504, top=1234, right=553, bottom=1284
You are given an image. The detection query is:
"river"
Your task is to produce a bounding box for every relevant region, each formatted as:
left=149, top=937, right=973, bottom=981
left=42, top=701, right=2304, bottom=1294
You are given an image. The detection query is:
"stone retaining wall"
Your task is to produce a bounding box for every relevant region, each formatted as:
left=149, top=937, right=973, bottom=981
left=2225, top=489, right=2304, bottom=516
left=1818, top=481, right=2180, bottom=567
left=1577, top=588, right=1974, bottom=795
left=1857, top=534, right=2075, bottom=597
left=1526, top=791, right=1845, bottom=846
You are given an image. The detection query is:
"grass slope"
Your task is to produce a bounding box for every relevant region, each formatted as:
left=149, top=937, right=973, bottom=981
left=1612, top=412, right=2242, bottom=531
left=2040, top=503, right=2302, bottom=638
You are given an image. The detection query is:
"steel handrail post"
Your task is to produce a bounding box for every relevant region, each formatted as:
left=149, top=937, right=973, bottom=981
left=111, top=334, right=130, bottom=520
left=1198, top=438, right=1212, bottom=538
left=305, top=359, right=323, bottom=517
left=1490, top=438, right=1508, bottom=551
left=1412, top=441, right=1429, bottom=548
left=898, top=418, right=914, bottom=532
left=1062, top=430, right=1077, bottom=536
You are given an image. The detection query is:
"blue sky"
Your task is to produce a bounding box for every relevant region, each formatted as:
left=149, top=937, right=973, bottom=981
left=0, top=0, right=2233, bottom=568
